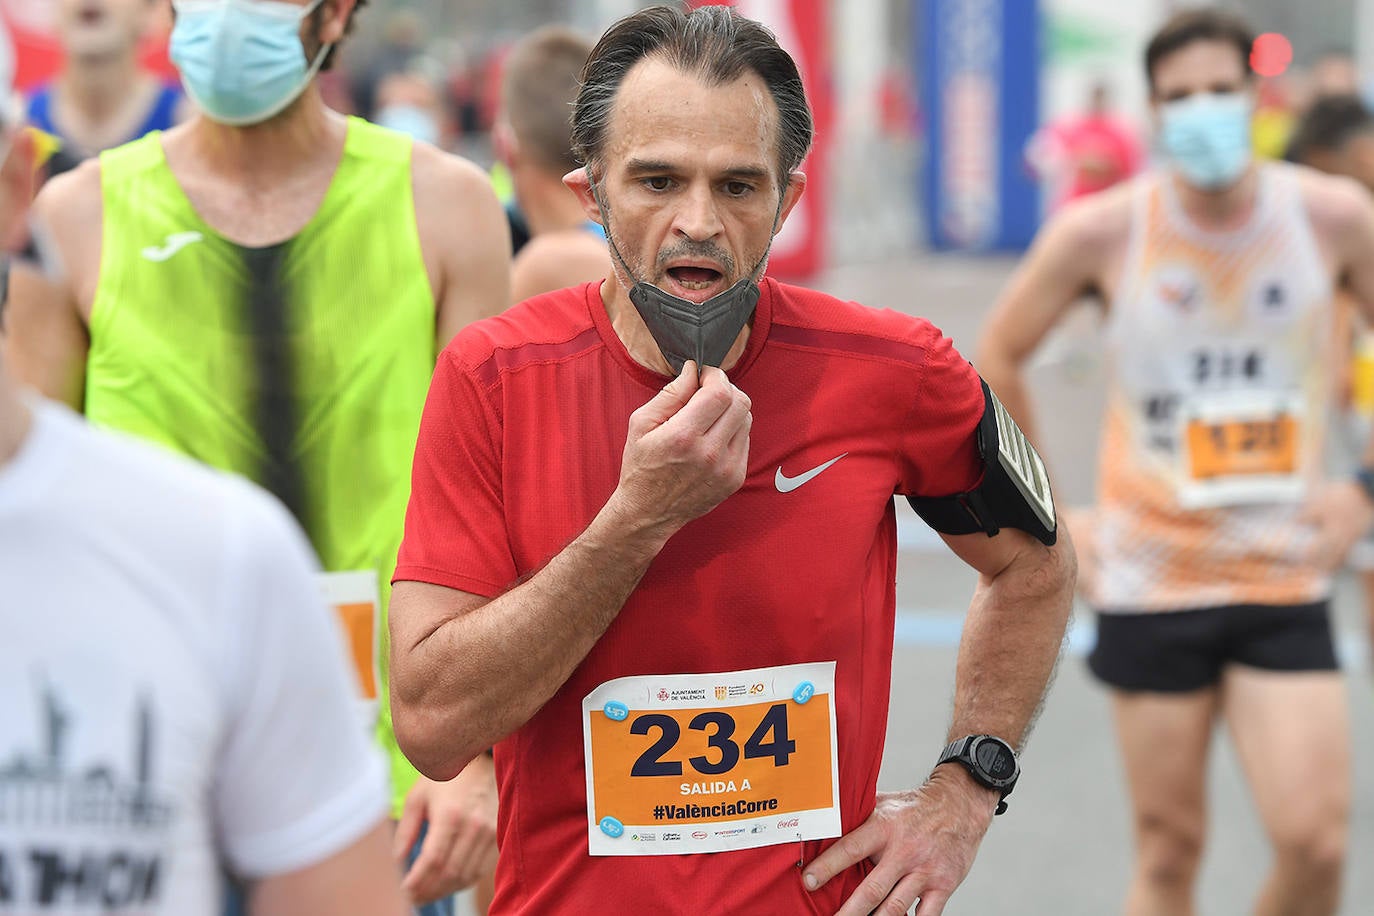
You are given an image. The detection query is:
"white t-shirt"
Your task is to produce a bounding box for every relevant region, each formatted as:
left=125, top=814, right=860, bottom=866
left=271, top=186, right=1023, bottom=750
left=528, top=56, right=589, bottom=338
left=0, top=402, right=389, bottom=914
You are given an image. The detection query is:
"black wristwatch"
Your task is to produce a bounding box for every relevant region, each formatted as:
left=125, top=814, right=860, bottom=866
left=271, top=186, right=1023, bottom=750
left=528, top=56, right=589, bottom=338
left=935, top=735, right=1019, bottom=815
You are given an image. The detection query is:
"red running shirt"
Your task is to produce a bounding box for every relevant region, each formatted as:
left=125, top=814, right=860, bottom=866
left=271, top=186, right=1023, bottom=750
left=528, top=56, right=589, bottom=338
left=395, top=279, right=983, bottom=913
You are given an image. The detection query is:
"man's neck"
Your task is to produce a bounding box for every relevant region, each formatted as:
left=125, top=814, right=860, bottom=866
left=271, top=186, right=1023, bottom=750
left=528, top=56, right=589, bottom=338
left=58, top=51, right=144, bottom=123
left=1171, top=163, right=1261, bottom=231
left=185, top=86, right=338, bottom=187
left=599, top=272, right=750, bottom=376
left=0, top=378, right=31, bottom=470
left=519, top=170, right=596, bottom=237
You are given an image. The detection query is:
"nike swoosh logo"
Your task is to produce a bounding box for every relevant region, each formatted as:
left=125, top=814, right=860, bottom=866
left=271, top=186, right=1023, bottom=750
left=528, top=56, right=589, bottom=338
left=141, top=231, right=204, bottom=262
left=775, top=453, right=848, bottom=493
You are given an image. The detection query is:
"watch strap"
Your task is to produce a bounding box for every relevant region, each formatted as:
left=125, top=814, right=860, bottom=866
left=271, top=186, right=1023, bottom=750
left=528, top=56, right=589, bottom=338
left=936, top=735, right=1015, bottom=815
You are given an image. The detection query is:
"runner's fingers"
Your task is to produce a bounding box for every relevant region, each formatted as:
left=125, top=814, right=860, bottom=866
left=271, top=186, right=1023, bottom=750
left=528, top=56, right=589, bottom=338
left=875, top=873, right=927, bottom=916
left=392, top=793, right=428, bottom=864
left=803, top=824, right=880, bottom=892
left=705, top=386, right=752, bottom=449
left=401, top=818, right=460, bottom=904
left=443, top=818, right=497, bottom=891
left=628, top=361, right=700, bottom=436
left=912, top=885, right=952, bottom=916
left=666, top=370, right=739, bottom=437
left=832, top=860, right=904, bottom=916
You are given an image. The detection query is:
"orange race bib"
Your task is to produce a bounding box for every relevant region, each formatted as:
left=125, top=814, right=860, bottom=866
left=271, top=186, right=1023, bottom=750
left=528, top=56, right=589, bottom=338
left=1176, top=392, right=1306, bottom=509
left=318, top=570, right=380, bottom=733
left=581, top=662, right=841, bottom=856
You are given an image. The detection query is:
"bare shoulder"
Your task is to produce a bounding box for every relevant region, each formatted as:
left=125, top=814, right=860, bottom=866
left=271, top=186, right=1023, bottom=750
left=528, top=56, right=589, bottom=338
left=33, top=158, right=103, bottom=238
left=410, top=141, right=502, bottom=209
left=512, top=230, right=610, bottom=303
left=1043, top=179, right=1136, bottom=257
left=1293, top=163, right=1374, bottom=234
left=30, top=159, right=105, bottom=303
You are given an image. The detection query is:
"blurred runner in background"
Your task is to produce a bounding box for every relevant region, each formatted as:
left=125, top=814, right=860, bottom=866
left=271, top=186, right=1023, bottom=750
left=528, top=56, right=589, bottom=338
left=980, top=9, right=1374, bottom=915
left=1027, top=81, right=1143, bottom=213
left=1, top=1, right=510, bottom=913
left=1288, top=92, right=1374, bottom=662
left=495, top=25, right=608, bottom=303
left=26, top=0, right=185, bottom=180
left=0, top=126, right=409, bottom=916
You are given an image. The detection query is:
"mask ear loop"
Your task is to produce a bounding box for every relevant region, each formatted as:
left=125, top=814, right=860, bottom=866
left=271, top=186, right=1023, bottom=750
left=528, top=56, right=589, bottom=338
left=584, top=166, right=644, bottom=288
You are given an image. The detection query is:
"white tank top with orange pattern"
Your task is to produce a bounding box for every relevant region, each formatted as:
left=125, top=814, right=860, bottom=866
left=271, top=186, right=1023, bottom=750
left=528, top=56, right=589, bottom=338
left=1092, top=163, right=1334, bottom=613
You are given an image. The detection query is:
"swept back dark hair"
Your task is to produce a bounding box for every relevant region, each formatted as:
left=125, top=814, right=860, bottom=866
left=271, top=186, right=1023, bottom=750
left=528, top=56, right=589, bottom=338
left=1144, top=8, right=1254, bottom=93
left=571, top=4, right=813, bottom=185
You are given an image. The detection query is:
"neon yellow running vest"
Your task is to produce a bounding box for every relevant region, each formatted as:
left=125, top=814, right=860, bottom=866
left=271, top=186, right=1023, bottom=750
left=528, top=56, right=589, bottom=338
left=87, top=118, right=434, bottom=815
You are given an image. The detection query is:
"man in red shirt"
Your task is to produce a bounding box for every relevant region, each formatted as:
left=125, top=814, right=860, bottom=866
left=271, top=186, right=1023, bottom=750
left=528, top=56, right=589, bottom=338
left=389, top=6, right=1075, bottom=914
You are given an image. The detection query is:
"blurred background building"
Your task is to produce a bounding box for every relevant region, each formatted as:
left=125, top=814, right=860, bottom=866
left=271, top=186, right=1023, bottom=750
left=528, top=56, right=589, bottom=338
left=2, top=0, right=1372, bottom=275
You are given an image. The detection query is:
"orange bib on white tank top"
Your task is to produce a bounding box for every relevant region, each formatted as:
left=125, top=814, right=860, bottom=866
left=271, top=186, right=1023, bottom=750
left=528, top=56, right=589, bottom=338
left=1091, top=163, right=1334, bottom=612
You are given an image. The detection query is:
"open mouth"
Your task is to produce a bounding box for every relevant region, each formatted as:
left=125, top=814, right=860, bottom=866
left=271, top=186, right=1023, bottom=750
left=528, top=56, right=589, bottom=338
left=666, top=266, right=724, bottom=293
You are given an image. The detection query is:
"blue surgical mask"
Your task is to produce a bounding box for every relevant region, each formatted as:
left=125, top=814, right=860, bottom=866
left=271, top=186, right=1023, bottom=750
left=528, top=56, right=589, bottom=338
left=1158, top=92, right=1253, bottom=190
left=171, top=0, right=331, bottom=127
left=375, top=105, right=440, bottom=146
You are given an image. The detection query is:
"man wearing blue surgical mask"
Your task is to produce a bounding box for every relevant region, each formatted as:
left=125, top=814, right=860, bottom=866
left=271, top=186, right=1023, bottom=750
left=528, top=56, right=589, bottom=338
left=1, top=2, right=511, bottom=915
left=979, top=8, right=1374, bottom=916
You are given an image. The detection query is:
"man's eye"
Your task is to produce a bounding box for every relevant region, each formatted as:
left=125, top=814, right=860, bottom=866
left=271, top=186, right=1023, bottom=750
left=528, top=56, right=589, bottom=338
left=644, top=176, right=672, bottom=191
left=724, top=181, right=753, bottom=197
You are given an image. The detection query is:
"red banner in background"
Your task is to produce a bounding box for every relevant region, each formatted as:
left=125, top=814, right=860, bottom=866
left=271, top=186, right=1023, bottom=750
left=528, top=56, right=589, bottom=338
left=1, top=0, right=176, bottom=92
left=686, top=0, right=831, bottom=279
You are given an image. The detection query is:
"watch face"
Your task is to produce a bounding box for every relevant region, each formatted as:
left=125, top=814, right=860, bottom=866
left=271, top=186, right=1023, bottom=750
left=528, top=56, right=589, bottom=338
left=974, top=739, right=1017, bottom=782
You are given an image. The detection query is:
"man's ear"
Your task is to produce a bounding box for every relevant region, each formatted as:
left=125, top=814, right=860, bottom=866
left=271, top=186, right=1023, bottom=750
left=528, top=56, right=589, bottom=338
left=493, top=122, right=518, bottom=169
left=316, top=0, right=358, bottom=46
left=564, top=167, right=605, bottom=225
left=773, top=171, right=808, bottom=234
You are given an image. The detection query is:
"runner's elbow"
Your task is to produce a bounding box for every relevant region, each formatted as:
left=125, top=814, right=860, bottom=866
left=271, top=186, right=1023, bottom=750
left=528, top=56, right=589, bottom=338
left=392, top=701, right=479, bottom=782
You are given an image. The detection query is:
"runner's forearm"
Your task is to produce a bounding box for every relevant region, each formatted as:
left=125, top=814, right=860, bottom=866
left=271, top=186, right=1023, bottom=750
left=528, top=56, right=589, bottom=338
left=392, top=495, right=674, bottom=779
left=947, top=531, right=1075, bottom=749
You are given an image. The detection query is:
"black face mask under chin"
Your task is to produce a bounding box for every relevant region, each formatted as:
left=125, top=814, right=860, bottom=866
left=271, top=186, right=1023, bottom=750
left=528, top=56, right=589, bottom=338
left=588, top=167, right=778, bottom=374
left=627, top=276, right=761, bottom=374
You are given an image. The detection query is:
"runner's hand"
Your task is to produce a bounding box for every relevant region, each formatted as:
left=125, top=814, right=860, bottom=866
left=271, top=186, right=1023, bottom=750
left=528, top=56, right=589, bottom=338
left=802, top=767, right=997, bottom=915
left=1301, top=478, right=1374, bottom=571
left=0, top=128, right=36, bottom=242
left=394, top=756, right=499, bottom=905
left=611, top=361, right=751, bottom=538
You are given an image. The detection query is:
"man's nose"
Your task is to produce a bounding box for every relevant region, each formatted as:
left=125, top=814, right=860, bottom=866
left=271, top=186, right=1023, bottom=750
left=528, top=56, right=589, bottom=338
left=672, top=182, right=723, bottom=241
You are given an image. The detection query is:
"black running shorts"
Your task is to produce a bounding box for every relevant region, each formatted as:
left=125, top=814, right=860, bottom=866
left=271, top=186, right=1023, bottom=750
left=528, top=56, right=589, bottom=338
left=1088, top=601, right=1338, bottom=692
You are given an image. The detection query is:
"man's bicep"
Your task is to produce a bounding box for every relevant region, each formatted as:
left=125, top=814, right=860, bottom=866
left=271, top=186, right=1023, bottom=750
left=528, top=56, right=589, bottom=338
left=940, top=527, right=1042, bottom=580
left=1340, top=193, right=1374, bottom=318
left=249, top=821, right=407, bottom=916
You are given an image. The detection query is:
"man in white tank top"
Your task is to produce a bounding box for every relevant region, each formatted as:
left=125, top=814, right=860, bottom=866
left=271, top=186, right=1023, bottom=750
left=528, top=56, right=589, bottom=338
left=978, top=9, right=1374, bottom=916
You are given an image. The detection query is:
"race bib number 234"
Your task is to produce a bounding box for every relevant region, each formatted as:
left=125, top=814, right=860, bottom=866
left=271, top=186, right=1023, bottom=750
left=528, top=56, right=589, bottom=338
left=581, top=662, right=841, bottom=856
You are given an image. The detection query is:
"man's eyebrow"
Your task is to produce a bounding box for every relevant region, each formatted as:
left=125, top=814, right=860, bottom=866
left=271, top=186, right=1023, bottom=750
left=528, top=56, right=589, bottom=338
left=624, top=158, right=676, bottom=175
left=719, top=165, right=771, bottom=182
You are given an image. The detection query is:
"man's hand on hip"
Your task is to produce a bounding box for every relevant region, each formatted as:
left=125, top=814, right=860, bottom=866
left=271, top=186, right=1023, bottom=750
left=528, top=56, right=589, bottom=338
left=802, top=766, right=997, bottom=915
left=393, top=755, right=499, bottom=905
left=1302, top=478, right=1374, bottom=571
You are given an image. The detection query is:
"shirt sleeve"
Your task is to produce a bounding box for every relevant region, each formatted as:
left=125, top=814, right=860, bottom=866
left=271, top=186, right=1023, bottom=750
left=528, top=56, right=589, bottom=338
left=393, top=347, right=516, bottom=597
left=213, top=488, right=389, bottom=880
left=897, top=324, right=985, bottom=497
